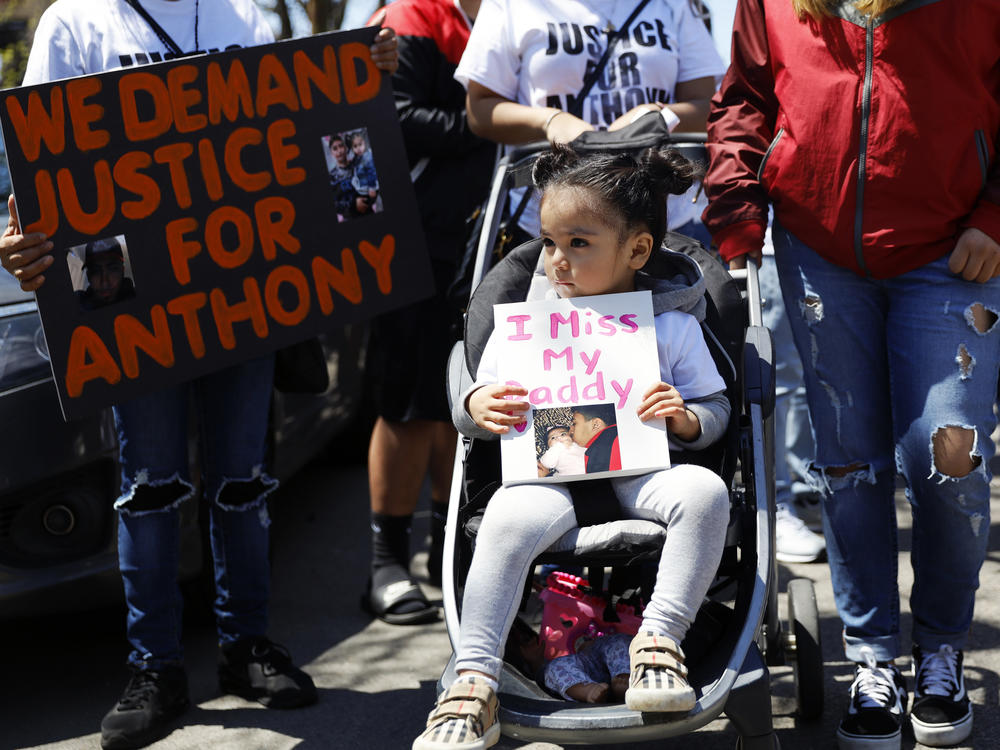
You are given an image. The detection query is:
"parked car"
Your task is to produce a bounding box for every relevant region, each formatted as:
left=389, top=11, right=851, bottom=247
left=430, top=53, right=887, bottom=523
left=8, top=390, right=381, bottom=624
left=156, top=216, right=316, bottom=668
left=0, top=221, right=368, bottom=618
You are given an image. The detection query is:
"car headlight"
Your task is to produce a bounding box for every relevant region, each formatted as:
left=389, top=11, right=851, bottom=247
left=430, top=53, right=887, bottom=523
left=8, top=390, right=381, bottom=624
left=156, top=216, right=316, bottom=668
left=0, top=307, right=52, bottom=392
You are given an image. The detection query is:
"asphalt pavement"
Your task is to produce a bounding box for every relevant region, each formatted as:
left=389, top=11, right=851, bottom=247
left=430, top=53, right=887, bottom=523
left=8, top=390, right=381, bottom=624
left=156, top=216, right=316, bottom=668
left=2, top=451, right=999, bottom=750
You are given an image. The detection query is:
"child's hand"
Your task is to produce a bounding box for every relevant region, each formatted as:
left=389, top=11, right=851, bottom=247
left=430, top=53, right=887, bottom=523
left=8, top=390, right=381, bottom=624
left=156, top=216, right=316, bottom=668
left=467, top=384, right=530, bottom=434
left=637, top=382, right=701, bottom=442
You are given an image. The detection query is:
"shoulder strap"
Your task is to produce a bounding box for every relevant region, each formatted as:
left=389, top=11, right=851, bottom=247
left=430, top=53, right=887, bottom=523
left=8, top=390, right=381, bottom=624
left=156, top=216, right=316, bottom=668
left=505, top=0, right=654, bottom=232
left=122, top=0, right=184, bottom=56
left=569, top=0, right=654, bottom=116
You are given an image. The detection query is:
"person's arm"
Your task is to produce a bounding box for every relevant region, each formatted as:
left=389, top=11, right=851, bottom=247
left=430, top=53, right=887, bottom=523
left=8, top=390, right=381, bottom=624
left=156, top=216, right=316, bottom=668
left=649, top=312, right=730, bottom=449
left=636, top=382, right=701, bottom=442
left=678, top=391, right=730, bottom=449
left=607, top=76, right=716, bottom=135
left=668, top=76, right=717, bottom=133
left=702, top=0, right=775, bottom=267
left=466, top=81, right=593, bottom=145
left=3, top=8, right=84, bottom=291
left=390, top=28, right=485, bottom=158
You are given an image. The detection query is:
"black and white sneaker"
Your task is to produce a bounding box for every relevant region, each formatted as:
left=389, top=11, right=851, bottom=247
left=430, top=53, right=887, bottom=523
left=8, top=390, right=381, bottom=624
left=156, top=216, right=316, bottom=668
left=836, top=646, right=907, bottom=749
left=911, top=644, right=972, bottom=747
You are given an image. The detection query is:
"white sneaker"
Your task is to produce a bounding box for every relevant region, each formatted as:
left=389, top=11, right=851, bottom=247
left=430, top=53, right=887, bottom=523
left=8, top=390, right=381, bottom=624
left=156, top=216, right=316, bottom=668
left=775, top=503, right=825, bottom=563
left=791, top=491, right=823, bottom=532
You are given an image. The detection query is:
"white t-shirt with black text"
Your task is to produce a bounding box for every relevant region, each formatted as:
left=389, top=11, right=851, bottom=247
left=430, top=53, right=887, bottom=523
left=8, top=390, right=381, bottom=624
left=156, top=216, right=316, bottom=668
left=24, top=0, right=274, bottom=85
left=455, top=0, right=725, bottom=232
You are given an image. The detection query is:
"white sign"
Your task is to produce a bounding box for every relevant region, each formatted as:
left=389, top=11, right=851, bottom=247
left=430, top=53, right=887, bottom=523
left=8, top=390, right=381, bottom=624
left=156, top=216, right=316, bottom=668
left=495, top=291, right=669, bottom=485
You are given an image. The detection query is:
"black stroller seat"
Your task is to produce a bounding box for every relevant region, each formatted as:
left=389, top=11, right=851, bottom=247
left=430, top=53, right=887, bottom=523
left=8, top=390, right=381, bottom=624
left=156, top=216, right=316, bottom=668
left=438, top=146, right=823, bottom=749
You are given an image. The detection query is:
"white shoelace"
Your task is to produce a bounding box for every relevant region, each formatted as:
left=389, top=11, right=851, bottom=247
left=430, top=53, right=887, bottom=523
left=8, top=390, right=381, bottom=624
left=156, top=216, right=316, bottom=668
left=853, top=646, right=900, bottom=710
left=917, top=645, right=960, bottom=697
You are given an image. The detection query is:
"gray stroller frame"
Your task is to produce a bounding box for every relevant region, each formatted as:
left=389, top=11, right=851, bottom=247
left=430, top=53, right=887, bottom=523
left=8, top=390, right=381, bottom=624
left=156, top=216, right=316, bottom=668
left=440, top=139, right=823, bottom=748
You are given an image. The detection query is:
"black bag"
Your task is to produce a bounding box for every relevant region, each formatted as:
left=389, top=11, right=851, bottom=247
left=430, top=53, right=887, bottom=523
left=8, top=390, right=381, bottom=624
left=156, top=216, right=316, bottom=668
left=273, top=337, right=330, bottom=394
left=568, top=109, right=676, bottom=154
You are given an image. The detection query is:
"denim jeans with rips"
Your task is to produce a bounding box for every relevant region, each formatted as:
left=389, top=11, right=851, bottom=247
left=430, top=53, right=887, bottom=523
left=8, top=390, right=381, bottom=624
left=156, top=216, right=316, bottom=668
left=759, top=254, right=816, bottom=506
left=773, top=224, right=1000, bottom=662
left=113, top=354, right=278, bottom=669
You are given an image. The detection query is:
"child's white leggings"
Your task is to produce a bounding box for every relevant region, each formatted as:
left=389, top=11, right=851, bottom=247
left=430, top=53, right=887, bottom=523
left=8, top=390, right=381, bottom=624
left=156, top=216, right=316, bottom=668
left=454, top=464, right=730, bottom=679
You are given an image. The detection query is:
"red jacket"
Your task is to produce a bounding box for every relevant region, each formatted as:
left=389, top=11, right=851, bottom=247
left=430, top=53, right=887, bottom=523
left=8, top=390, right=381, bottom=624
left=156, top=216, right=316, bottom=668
left=703, top=0, right=1000, bottom=278
left=584, top=425, right=621, bottom=473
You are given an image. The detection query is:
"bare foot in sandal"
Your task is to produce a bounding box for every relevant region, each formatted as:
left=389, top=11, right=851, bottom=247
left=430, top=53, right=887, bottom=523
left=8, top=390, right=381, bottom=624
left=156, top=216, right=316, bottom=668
left=363, top=566, right=438, bottom=625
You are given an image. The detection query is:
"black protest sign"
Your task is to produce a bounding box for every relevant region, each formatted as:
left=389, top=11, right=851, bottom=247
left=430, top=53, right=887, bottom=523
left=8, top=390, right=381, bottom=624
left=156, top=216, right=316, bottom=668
left=0, top=28, right=431, bottom=420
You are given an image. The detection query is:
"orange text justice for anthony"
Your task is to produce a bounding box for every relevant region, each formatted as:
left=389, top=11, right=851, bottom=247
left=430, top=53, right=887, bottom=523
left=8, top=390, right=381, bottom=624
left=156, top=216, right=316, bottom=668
left=4, top=40, right=395, bottom=398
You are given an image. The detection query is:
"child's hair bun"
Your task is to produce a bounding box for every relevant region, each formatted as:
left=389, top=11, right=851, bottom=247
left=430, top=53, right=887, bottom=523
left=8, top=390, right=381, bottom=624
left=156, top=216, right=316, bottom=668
left=638, top=147, right=698, bottom=196
left=532, top=141, right=702, bottom=249
left=532, top=143, right=578, bottom=191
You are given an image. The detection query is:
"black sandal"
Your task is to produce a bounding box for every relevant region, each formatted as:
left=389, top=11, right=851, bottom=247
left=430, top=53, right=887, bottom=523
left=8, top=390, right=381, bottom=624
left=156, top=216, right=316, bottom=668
left=362, top=574, right=438, bottom=625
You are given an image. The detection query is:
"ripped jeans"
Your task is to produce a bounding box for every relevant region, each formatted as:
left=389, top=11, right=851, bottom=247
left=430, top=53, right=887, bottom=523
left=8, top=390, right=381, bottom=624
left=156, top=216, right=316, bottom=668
left=114, top=354, right=278, bottom=669
left=774, top=226, right=1000, bottom=662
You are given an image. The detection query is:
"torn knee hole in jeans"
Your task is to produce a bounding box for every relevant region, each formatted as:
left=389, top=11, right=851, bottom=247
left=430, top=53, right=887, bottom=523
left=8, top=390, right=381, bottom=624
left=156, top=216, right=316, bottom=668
left=813, top=462, right=874, bottom=492
left=930, top=425, right=981, bottom=480
left=116, top=476, right=192, bottom=515
left=213, top=474, right=277, bottom=511
left=964, top=302, right=998, bottom=335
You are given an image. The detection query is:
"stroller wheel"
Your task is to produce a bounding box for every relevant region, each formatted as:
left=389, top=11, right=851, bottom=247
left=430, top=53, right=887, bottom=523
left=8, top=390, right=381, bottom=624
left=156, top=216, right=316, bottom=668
left=785, top=578, right=824, bottom=720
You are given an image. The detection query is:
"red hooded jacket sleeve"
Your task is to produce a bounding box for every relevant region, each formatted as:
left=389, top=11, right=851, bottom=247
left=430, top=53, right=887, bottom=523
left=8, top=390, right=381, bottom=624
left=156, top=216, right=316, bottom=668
left=702, top=0, right=774, bottom=263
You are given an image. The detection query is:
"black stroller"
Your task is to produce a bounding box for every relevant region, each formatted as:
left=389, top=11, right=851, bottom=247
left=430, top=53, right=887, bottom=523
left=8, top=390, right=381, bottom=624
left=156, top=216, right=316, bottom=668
left=439, top=136, right=823, bottom=748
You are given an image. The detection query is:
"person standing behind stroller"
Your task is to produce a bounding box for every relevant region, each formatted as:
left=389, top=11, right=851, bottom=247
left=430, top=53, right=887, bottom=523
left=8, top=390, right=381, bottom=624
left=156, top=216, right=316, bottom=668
left=361, top=0, right=496, bottom=625
left=454, top=0, right=725, bottom=247
left=412, top=143, right=731, bottom=750
left=0, top=2, right=399, bottom=748
left=703, top=1, right=1000, bottom=747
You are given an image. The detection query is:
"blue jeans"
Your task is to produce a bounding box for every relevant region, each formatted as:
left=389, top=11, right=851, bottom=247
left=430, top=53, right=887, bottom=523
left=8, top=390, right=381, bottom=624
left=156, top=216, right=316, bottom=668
left=114, top=355, right=278, bottom=669
left=759, top=255, right=815, bottom=506
left=773, top=225, right=999, bottom=662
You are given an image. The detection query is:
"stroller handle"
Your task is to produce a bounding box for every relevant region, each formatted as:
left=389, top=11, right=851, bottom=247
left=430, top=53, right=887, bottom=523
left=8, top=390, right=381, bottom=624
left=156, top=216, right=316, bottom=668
left=726, top=262, right=763, bottom=328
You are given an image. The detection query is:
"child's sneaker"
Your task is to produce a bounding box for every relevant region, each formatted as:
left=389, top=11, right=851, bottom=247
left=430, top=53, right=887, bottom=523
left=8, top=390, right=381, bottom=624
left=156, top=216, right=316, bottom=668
left=910, top=644, right=972, bottom=747
left=624, top=632, right=696, bottom=712
left=412, top=677, right=500, bottom=749
left=836, top=646, right=907, bottom=749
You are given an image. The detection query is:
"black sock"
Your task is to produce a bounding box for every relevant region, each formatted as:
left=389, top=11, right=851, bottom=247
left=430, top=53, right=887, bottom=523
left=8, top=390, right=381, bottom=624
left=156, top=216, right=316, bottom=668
left=371, top=512, right=412, bottom=581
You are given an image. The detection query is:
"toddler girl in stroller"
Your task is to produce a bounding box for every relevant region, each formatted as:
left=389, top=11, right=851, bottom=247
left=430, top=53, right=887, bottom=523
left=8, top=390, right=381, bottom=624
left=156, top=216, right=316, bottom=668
left=412, top=142, right=731, bottom=750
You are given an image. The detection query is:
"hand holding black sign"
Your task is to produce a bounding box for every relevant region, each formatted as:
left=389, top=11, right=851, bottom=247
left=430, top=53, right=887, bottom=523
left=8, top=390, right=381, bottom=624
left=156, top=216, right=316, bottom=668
left=0, top=28, right=430, bottom=420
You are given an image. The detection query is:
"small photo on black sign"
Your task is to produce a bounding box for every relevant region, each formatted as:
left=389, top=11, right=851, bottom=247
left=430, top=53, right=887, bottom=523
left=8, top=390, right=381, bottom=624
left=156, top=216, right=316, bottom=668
left=323, top=127, right=382, bottom=222
left=67, top=235, right=136, bottom=312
